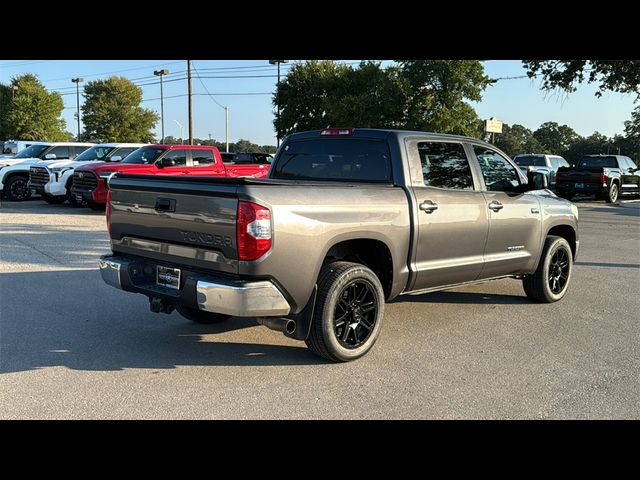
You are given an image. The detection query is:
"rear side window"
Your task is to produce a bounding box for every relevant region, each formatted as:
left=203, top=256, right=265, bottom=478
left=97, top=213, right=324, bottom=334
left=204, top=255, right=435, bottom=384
left=272, top=139, right=392, bottom=182
left=418, top=142, right=474, bottom=190
left=192, top=149, right=216, bottom=165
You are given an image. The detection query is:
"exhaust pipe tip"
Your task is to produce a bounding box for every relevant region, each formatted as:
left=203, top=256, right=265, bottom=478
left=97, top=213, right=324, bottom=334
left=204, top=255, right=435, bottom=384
left=285, top=319, right=296, bottom=335
left=257, top=317, right=297, bottom=336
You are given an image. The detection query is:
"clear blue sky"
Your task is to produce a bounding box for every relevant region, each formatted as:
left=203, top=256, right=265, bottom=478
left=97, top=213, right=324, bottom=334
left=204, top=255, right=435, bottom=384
left=0, top=60, right=636, bottom=145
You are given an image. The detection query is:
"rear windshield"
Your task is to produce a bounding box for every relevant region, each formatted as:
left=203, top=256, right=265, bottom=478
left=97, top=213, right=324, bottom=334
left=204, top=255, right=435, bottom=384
left=272, top=139, right=392, bottom=182
left=514, top=155, right=546, bottom=167
left=121, top=148, right=165, bottom=164
left=577, top=156, right=617, bottom=168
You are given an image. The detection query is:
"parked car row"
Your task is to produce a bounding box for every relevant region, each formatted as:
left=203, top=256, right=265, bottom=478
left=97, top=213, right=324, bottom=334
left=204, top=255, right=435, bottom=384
left=0, top=141, right=272, bottom=206
left=513, top=152, right=640, bottom=203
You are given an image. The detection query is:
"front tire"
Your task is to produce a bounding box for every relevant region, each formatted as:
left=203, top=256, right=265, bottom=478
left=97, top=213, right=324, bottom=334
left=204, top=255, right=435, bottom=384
left=4, top=176, right=31, bottom=201
left=606, top=183, right=619, bottom=203
left=176, top=305, right=231, bottom=324
left=305, top=261, right=385, bottom=362
left=88, top=201, right=105, bottom=211
left=522, top=235, right=573, bottom=303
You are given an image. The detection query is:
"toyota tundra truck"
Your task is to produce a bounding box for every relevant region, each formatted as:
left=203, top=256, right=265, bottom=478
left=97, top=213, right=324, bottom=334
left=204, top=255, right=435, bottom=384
left=555, top=154, right=640, bottom=202
left=100, top=129, right=579, bottom=362
left=72, top=144, right=269, bottom=210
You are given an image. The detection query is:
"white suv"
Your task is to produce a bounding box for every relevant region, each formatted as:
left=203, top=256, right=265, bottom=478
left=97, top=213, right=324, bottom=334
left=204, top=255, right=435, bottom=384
left=0, top=142, right=94, bottom=201
left=28, top=143, right=145, bottom=205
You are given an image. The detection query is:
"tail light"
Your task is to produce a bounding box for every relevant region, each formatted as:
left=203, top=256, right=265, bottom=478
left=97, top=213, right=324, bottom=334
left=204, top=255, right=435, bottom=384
left=106, top=189, right=112, bottom=236
left=237, top=201, right=271, bottom=261
left=601, top=172, right=606, bottom=185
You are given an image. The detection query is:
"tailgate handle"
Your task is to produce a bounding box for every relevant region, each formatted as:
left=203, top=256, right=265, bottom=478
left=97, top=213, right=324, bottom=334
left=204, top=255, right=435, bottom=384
left=155, top=197, right=176, bottom=212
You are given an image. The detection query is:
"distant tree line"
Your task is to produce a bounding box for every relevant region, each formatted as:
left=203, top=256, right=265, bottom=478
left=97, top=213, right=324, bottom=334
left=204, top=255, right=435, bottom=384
left=494, top=120, right=639, bottom=163
left=162, top=136, right=276, bottom=154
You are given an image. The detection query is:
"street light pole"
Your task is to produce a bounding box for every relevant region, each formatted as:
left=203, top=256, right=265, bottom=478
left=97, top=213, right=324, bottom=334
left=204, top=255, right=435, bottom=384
left=174, top=120, right=184, bottom=144
left=187, top=60, right=193, bottom=145
left=154, top=69, right=169, bottom=143
left=269, top=60, right=288, bottom=148
left=71, top=77, right=84, bottom=141
left=225, top=106, right=229, bottom=153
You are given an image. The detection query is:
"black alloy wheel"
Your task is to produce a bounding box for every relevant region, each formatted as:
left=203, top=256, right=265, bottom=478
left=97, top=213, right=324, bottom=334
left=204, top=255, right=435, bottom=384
left=334, top=280, right=378, bottom=349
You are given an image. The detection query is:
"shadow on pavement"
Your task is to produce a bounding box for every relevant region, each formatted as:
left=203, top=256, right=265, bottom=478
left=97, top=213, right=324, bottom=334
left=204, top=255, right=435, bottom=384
left=575, top=261, right=640, bottom=269
left=0, top=269, right=325, bottom=374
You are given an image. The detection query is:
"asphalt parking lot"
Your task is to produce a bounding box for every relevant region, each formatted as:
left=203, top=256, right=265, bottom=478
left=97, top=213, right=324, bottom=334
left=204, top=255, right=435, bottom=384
left=1, top=198, right=639, bottom=419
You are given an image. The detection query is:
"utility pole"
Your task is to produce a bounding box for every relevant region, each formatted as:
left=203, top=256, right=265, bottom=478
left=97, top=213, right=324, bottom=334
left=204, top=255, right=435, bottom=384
left=154, top=69, right=169, bottom=143
left=187, top=60, right=193, bottom=145
left=225, top=106, right=229, bottom=153
left=71, top=77, right=83, bottom=141
left=269, top=60, right=288, bottom=148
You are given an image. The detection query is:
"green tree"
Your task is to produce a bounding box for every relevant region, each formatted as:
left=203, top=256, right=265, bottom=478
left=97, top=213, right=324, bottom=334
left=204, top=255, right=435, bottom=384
left=523, top=60, right=640, bottom=98
left=533, top=122, right=581, bottom=154
left=274, top=60, right=350, bottom=138
left=397, top=60, right=491, bottom=137
left=624, top=106, right=640, bottom=161
left=564, top=132, right=610, bottom=164
left=81, top=76, right=158, bottom=142
left=274, top=60, right=490, bottom=138
left=2, top=74, right=67, bottom=141
left=494, top=123, right=543, bottom=157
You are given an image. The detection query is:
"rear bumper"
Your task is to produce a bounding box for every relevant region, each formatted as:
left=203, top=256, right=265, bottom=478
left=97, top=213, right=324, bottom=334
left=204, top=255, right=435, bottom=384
left=99, top=254, right=291, bottom=317
left=556, top=182, right=605, bottom=195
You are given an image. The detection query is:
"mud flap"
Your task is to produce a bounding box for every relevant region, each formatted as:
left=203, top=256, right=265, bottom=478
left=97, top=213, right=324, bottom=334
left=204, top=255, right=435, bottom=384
left=285, top=285, right=317, bottom=341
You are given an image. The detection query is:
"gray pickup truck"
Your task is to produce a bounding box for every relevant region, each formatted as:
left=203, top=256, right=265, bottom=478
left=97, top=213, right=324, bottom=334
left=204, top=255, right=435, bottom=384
left=100, top=128, right=579, bottom=362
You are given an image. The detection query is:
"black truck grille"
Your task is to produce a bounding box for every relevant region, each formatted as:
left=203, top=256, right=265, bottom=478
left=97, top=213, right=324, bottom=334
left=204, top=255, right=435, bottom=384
left=73, top=171, right=98, bottom=191
left=29, top=167, right=51, bottom=187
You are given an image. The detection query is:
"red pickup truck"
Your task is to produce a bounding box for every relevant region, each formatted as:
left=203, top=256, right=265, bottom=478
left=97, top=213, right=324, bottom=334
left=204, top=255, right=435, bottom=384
left=71, top=144, right=269, bottom=209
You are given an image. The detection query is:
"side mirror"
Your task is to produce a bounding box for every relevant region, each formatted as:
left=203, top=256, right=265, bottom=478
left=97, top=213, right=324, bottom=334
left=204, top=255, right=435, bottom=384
left=109, top=155, right=122, bottom=162
left=44, top=153, right=57, bottom=160
left=527, top=171, right=548, bottom=190
left=155, top=157, right=176, bottom=168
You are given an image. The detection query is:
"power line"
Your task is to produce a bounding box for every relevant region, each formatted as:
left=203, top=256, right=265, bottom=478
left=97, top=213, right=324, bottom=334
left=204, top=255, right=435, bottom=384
left=39, top=61, right=185, bottom=82
left=141, top=92, right=272, bottom=102
left=192, top=62, right=225, bottom=109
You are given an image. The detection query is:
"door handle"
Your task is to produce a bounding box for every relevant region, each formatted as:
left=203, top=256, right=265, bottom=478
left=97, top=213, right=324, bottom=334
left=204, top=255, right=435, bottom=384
left=488, top=201, right=503, bottom=212
left=419, top=201, right=438, bottom=213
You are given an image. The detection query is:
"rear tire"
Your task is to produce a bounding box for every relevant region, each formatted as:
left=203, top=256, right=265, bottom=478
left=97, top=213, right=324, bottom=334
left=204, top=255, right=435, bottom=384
left=176, top=306, right=231, bottom=324
left=4, top=176, right=31, bottom=201
left=43, top=193, right=68, bottom=204
left=606, top=183, right=619, bottom=203
left=522, top=235, right=573, bottom=303
left=305, top=261, right=385, bottom=362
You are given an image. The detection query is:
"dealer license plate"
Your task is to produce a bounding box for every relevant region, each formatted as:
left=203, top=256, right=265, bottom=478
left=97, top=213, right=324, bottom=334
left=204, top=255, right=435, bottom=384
left=157, top=266, right=181, bottom=289
left=575, top=183, right=584, bottom=189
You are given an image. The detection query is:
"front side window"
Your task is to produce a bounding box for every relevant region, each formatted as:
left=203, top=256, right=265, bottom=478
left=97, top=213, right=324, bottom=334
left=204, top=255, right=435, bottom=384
left=418, top=142, right=474, bottom=190
left=47, top=146, right=70, bottom=159
left=474, top=146, right=521, bottom=192
left=113, top=147, right=136, bottom=159
left=122, top=148, right=165, bottom=164
left=162, top=149, right=187, bottom=166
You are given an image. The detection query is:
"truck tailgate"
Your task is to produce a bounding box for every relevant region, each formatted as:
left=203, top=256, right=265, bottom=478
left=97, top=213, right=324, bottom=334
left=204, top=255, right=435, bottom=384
left=557, top=167, right=602, bottom=184
left=108, top=175, right=239, bottom=274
